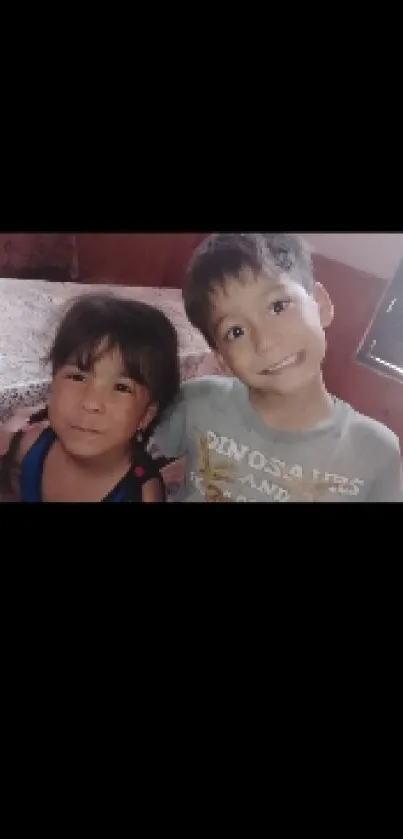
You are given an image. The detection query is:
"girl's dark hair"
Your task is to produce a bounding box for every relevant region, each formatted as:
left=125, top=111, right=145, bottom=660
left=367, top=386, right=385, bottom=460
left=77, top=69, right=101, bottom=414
left=0, top=293, right=181, bottom=499
left=48, top=293, right=180, bottom=417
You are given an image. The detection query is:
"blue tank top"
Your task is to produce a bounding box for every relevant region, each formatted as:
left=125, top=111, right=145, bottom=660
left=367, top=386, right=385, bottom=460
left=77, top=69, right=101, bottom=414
left=19, top=427, right=162, bottom=502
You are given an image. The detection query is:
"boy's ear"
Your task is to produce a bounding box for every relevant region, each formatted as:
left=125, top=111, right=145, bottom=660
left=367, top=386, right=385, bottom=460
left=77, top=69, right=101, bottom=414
left=139, top=403, right=158, bottom=431
left=314, top=282, right=334, bottom=329
left=213, top=352, right=233, bottom=377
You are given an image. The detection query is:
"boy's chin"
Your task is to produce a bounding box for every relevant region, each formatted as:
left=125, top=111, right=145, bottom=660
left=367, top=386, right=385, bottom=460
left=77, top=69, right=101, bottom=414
left=249, top=368, right=321, bottom=395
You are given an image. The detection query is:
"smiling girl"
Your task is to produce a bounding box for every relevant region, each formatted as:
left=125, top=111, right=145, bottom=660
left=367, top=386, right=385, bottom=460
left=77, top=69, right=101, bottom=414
left=0, top=293, right=180, bottom=502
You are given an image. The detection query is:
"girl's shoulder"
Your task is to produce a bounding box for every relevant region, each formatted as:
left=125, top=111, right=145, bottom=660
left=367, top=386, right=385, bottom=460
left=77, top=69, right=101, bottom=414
left=0, top=418, right=49, bottom=501
left=15, top=421, right=50, bottom=464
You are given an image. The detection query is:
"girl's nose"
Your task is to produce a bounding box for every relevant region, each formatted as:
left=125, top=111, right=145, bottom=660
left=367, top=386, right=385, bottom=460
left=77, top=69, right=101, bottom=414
left=80, top=383, right=105, bottom=413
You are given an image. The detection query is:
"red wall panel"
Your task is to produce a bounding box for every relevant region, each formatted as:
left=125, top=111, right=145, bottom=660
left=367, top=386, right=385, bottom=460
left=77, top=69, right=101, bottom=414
left=75, top=233, right=207, bottom=288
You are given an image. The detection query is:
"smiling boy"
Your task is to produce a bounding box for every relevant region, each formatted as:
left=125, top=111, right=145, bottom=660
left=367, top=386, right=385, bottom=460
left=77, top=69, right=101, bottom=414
left=153, top=233, right=403, bottom=502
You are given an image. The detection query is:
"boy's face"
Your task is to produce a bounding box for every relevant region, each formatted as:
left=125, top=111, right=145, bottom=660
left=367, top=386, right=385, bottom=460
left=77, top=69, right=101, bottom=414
left=49, top=346, right=157, bottom=461
left=211, top=268, right=333, bottom=395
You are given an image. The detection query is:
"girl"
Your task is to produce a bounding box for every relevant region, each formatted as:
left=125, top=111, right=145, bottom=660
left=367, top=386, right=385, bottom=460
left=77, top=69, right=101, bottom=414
left=0, top=293, right=180, bottom=502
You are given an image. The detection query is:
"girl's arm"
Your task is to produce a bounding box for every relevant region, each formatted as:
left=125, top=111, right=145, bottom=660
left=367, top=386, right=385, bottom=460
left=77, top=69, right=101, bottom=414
left=0, top=403, right=48, bottom=452
left=141, top=477, right=165, bottom=502
left=0, top=413, right=48, bottom=501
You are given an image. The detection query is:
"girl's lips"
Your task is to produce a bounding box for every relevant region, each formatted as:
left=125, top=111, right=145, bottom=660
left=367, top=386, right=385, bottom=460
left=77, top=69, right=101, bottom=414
left=71, top=425, right=102, bottom=434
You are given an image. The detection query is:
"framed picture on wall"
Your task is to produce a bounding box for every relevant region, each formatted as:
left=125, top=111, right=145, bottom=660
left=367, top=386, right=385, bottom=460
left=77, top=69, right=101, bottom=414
left=357, top=257, right=403, bottom=382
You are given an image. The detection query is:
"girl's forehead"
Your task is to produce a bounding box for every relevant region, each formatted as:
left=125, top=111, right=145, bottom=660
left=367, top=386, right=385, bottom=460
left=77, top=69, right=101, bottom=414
left=68, top=343, right=127, bottom=375
left=93, top=347, right=126, bottom=374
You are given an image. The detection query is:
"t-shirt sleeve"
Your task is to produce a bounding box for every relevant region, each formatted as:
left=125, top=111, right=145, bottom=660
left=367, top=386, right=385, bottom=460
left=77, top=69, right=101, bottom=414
left=366, top=443, right=403, bottom=502
left=150, top=375, right=232, bottom=461
left=151, top=391, right=187, bottom=458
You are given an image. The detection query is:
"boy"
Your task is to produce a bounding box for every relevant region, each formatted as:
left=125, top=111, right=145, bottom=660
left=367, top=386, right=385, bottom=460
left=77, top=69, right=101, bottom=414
left=153, top=233, right=403, bottom=502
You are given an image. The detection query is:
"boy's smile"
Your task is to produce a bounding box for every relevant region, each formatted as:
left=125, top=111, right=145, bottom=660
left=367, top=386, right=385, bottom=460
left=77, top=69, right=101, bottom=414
left=259, top=351, right=306, bottom=375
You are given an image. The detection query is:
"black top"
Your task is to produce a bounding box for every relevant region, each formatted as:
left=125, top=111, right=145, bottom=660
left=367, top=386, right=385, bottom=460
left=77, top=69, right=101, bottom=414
left=19, top=427, right=165, bottom=502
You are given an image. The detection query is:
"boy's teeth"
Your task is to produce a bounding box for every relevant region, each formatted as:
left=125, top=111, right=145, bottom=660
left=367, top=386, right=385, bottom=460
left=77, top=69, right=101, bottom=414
left=267, top=354, right=298, bottom=371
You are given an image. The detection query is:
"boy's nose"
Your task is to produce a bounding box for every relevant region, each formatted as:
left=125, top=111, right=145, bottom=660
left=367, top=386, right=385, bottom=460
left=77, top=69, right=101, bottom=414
left=253, top=323, right=279, bottom=354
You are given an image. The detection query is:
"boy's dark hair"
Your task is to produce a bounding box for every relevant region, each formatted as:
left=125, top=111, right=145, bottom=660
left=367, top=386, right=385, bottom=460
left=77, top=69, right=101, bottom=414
left=0, top=293, right=180, bottom=498
left=183, top=233, right=314, bottom=347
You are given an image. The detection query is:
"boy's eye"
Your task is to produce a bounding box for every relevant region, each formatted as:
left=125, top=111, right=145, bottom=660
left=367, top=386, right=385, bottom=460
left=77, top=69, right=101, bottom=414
left=226, top=325, right=245, bottom=341
left=114, top=382, right=133, bottom=394
left=269, top=299, right=290, bottom=315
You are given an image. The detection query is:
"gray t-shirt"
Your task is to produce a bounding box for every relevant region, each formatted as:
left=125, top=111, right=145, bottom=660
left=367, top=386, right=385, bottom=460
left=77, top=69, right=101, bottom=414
left=152, top=376, right=403, bottom=502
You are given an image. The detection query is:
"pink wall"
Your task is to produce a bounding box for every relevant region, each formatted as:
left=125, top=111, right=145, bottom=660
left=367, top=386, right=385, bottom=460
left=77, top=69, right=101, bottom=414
left=303, top=234, right=403, bottom=280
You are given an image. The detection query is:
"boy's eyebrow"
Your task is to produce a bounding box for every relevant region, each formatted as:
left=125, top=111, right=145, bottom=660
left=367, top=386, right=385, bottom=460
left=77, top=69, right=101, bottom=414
left=212, top=314, right=228, bottom=332
left=213, top=283, right=289, bottom=331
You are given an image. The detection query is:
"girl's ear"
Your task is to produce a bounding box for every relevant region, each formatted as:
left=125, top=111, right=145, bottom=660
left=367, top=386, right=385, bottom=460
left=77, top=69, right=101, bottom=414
left=138, top=403, right=158, bottom=431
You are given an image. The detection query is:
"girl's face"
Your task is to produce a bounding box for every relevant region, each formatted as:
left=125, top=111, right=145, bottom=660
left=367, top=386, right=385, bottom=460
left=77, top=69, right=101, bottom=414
left=49, top=346, right=157, bottom=462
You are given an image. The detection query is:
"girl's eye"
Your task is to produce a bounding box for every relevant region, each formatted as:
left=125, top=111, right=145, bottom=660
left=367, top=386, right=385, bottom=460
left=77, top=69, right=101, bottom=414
left=226, top=325, right=245, bottom=341
left=115, top=382, right=133, bottom=394
left=269, top=299, right=291, bottom=315
left=67, top=372, right=86, bottom=382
